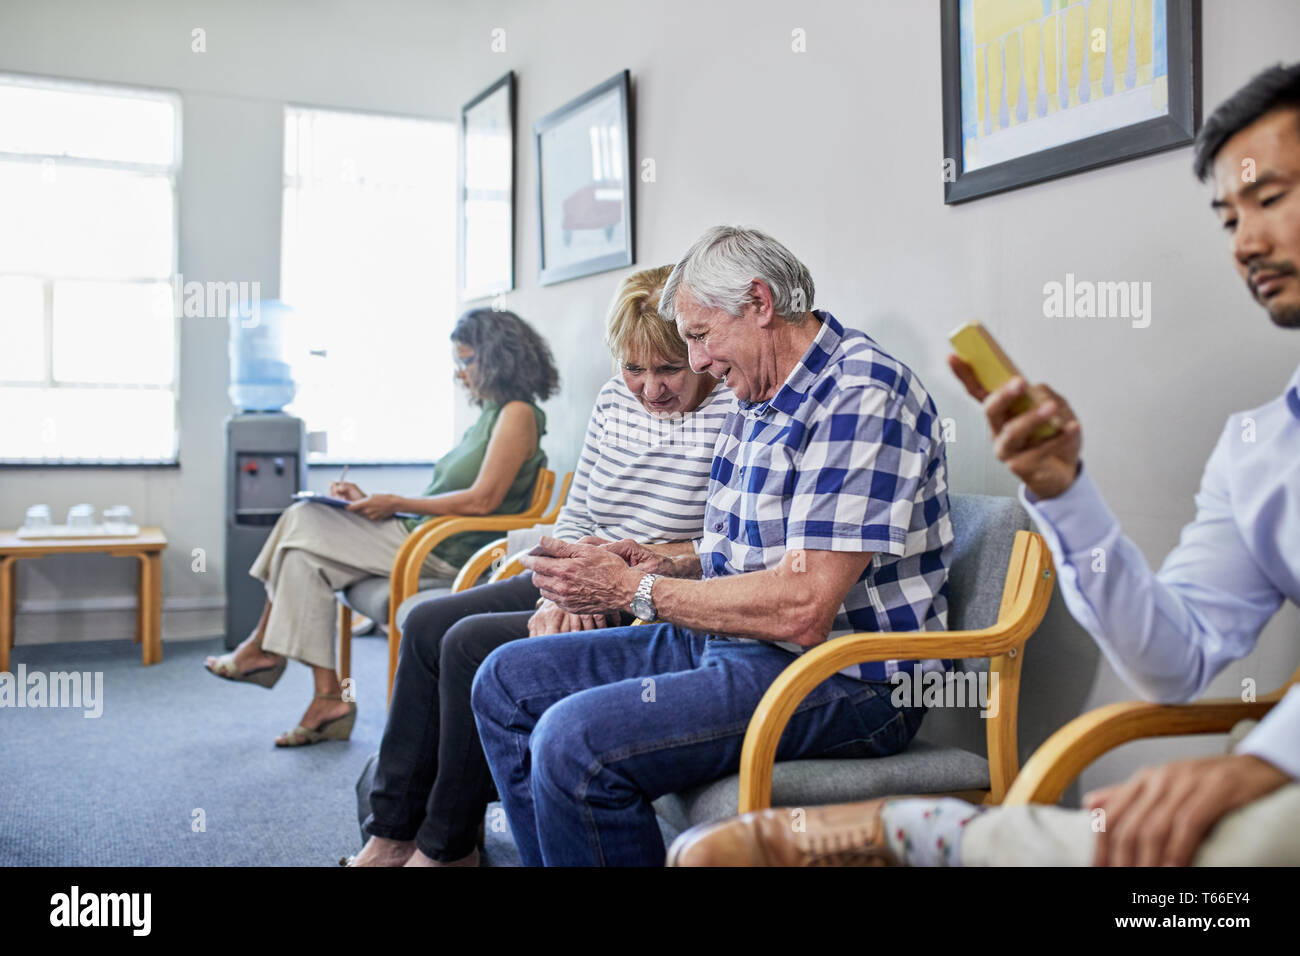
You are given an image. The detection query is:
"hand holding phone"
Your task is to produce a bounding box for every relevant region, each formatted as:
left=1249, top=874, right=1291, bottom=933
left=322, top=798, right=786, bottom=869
left=949, top=322, right=1060, bottom=441
left=947, top=321, right=1083, bottom=500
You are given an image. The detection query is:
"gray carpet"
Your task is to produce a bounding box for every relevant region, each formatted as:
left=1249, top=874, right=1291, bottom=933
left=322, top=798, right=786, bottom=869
left=1, top=634, right=680, bottom=866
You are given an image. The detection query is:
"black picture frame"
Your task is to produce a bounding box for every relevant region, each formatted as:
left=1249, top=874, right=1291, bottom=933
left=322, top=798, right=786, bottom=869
left=941, top=0, right=1201, bottom=204
left=534, top=70, right=635, bottom=286
left=459, top=71, right=516, bottom=301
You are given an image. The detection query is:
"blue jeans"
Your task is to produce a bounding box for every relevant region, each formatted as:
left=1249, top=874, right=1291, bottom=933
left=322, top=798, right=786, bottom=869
left=471, top=623, right=925, bottom=866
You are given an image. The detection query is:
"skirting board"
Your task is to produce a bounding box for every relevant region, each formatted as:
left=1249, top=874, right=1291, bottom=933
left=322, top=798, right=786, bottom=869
left=11, top=596, right=226, bottom=645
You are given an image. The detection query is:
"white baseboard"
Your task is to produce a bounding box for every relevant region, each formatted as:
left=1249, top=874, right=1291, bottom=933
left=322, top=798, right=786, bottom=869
left=12, top=595, right=226, bottom=645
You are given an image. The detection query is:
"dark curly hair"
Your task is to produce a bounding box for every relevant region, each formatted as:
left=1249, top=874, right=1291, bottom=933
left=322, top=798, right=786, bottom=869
left=451, top=308, right=560, bottom=407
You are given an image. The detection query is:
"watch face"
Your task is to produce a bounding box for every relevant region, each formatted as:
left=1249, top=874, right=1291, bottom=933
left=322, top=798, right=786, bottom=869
left=631, top=597, right=652, bottom=620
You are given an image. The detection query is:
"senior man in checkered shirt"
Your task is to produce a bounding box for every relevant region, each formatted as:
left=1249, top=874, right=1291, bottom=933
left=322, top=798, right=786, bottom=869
left=471, top=225, right=954, bottom=866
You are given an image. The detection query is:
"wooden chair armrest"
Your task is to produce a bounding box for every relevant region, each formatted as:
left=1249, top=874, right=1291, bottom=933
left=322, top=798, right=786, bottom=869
left=1002, top=694, right=1284, bottom=806
left=541, top=472, right=574, bottom=523
left=386, top=515, right=458, bottom=628
left=396, top=515, right=552, bottom=604
left=488, top=548, right=534, bottom=583
left=388, top=466, right=554, bottom=609
left=737, top=530, right=1055, bottom=813
left=737, top=627, right=1040, bottom=813
left=453, top=538, right=510, bottom=593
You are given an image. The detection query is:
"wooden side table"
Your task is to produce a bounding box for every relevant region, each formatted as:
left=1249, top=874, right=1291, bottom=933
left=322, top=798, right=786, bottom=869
left=0, top=527, right=168, bottom=673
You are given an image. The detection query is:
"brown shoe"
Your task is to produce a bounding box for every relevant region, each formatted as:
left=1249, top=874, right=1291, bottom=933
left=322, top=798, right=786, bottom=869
left=666, top=797, right=902, bottom=867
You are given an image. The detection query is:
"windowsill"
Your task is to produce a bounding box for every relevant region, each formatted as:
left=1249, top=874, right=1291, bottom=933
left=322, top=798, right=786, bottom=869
left=0, top=461, right=181, bottom=469
left=308, top=461, right=435, bottom=468
left=0, top=460, right=434, bottom=470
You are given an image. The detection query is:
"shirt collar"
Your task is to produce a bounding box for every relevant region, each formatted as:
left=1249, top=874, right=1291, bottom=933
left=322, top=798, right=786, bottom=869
left=1287, top=364, right=1300, bottom=421
left=737, top=310, right=842, bottom=418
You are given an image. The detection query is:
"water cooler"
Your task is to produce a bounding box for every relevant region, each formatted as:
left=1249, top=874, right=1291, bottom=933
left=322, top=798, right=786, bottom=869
left=223, top=300, right=307, bottom=649
left=223, top=415, right=307, bottom=649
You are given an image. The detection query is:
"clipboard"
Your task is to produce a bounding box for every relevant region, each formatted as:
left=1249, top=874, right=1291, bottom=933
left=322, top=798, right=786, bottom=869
left=292, top=491, right=422, bottom=520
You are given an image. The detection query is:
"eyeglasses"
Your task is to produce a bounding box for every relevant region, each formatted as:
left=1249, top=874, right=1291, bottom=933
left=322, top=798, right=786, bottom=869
left=453, top=352, right=476, bottom=372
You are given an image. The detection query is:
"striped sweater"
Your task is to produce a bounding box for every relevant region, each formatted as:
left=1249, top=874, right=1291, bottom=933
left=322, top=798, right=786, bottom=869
left=552, top=376, right=734, bottom=545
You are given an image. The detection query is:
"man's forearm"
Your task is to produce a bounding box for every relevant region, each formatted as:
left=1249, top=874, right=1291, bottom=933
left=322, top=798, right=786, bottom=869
left=641, top=540, right=699, bottom=562
left=1022, top=467, right=1279, bottom=703
left=648, top=569, right=817, bottom=644
left=529, top=541, right=871, bottom=645
left=651, top=550, right=703, bottom=578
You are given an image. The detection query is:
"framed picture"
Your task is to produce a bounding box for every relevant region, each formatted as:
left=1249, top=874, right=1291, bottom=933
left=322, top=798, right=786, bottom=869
left=459, top=71, right=515, bottom=301
left=534, top=70, right=634, bottom=286
left=941, top=0, right=1201, bottom=204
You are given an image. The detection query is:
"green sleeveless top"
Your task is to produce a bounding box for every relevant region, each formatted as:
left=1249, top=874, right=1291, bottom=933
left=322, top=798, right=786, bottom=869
left=402, top=401, right=547, bottom=569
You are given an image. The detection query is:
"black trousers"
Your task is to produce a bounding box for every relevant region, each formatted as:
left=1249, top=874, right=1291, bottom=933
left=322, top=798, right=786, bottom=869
left=363, top=572, right=540, bottom=861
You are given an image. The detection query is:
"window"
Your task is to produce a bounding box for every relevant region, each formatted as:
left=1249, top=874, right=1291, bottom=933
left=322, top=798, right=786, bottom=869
left=0, top=74, right=181, bottom=464
left=281, top=106, right=456, bottom=464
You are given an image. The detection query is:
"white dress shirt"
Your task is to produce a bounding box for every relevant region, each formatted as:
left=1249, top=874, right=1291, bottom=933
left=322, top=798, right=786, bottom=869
left=1019, top=363, right=1300, bottom=780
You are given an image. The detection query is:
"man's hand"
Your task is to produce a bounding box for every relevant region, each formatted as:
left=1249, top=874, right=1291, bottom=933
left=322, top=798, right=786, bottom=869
left=346, top=493, right=405, bottom=520
left=527, top=598, right=609, bottom=637
left=578, top=535, right=674, bottom=573
left=1085, top=753, right=1291, bottom=866
left=330, top=481, right=366, bottom=501
left=599, top=538, right=682, bottom=576
left=520, top=537, right=640, bottom=615
left=947, top=355, right=1083, bottom=500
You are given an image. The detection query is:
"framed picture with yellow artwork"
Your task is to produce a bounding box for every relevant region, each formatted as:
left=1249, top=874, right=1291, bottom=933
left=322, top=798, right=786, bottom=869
left=941, top=0, right=1201, bottom=203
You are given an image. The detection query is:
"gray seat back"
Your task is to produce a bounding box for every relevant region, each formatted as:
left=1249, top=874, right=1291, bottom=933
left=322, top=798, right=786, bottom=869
left=916, top=492, right=1099, bottom=779
left=912, top=493, right=1029, bottom=756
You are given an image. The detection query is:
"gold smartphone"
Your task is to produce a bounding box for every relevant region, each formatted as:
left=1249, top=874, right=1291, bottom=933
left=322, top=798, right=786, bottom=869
left=948, top=321, right=1060, bottom=441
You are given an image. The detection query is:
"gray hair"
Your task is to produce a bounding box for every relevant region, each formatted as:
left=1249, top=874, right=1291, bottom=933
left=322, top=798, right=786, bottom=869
left=660, top=225, right=815, bottom=324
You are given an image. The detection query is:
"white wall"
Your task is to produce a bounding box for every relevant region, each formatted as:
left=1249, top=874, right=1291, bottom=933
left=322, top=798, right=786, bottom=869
left=1, top=0, right=1297, bottom=792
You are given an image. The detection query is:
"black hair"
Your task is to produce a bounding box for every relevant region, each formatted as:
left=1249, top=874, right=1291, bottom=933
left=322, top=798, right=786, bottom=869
left=1193, top=62, right=1300, bottom=181
left=450, top=308, right=560, bottom=407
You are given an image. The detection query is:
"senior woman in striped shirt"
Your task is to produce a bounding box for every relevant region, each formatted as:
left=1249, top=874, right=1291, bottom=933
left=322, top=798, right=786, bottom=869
left=348, top=265, right=732, bottom=867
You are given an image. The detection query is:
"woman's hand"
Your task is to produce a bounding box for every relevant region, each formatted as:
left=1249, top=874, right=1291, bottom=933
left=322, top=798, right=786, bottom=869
left=527, top=598, right=609, bottom=637
left=346, top=494, right=406, bottom=520
left=330, top=481, right=366, bottom=501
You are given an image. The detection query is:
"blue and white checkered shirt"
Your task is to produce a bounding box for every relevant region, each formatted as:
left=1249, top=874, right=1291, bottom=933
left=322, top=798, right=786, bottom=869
left=698, top=310, right=954, bottom=681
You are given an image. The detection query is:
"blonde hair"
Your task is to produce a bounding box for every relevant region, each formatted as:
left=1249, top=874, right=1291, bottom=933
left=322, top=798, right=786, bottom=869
left=604, top=265, right=685, bottom=367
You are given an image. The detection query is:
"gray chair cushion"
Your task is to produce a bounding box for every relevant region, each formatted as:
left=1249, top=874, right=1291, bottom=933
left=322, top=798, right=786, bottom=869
left=653, top=740, right=991, bottom=832
left=655, top=493, right=1033, bottom=829
left=337, top=575, right=453, bottom=626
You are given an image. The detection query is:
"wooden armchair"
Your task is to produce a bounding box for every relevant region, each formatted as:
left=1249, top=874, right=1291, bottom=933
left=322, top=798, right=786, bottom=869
left=731, top=527, right=1055, bottom=815
left=467, top=493, right=1061, bottom=830
left=1002, top=664, right=1300, bottom=806
left=337, top=469, right=567, bottom=702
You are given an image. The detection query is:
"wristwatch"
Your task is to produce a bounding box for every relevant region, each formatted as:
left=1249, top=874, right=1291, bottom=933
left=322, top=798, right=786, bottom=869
left=630, top=573, right=659, bottom=622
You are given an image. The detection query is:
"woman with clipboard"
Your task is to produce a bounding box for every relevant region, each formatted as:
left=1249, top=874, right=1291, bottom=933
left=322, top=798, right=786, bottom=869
left=204, top=309, right=559, bottom=747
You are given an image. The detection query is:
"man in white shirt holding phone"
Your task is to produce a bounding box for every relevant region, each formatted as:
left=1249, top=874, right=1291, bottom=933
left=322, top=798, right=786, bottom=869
left=669, top=61, right=1300, bottom=867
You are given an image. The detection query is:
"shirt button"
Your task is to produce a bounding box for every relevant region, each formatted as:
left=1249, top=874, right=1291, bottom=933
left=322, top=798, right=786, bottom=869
left=714, top=521, right=724, bottom=531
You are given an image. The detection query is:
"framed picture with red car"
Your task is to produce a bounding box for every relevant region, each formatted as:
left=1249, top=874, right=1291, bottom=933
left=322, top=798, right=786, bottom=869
left=534, top=69, right=635, bottom=285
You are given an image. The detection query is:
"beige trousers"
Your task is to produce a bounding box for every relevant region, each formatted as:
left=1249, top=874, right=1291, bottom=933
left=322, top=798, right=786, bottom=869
left=248, top=502, right=457, bottom=670
left=964, top=721, right=1300, bottom=865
